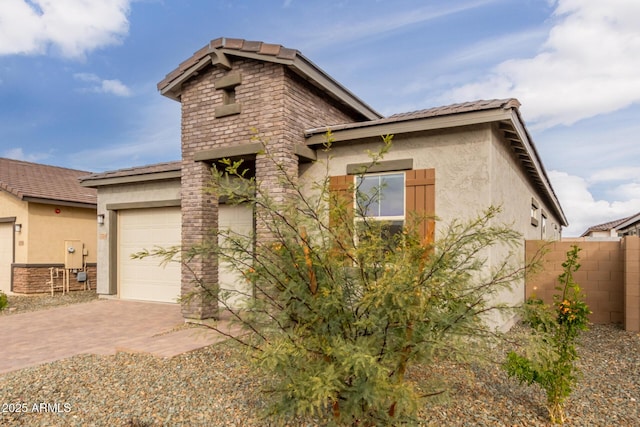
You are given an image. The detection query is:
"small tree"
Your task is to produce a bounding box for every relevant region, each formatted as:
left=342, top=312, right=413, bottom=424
left=138, top=133, right=534, bottom=425
left=504, top=245, right=590, bottom=424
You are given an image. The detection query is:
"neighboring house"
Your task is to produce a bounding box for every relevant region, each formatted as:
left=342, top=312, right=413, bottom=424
left=81, top=38, right=567, bottom=328
left=580, top=212, right=640, bottom=238
left=0, top=158, right=97, bottom=294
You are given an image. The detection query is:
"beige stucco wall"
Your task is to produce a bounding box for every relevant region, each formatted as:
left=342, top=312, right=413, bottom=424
left=0, top=191, right=96, bottom=265
left=94, top=179, right=181, bottom=295
left=301, top=124, right=563, bottom=329
left=301, top=125, right=494, bottom=226
left=27, top=203, right=97, bottom=264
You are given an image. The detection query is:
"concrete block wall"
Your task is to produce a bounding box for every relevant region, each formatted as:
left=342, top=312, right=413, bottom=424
left=623, top=236, right=640, bottom=331
left=178, top=58, right=363, bottom=319
left=525, top=240, right=624, bottom=325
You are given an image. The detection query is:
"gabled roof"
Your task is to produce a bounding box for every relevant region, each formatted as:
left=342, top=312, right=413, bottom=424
left=79, top=161, right=181, bottom=187
left=306, top=98, right=568, bottom=227
left=615, top=212, right=640, bottom=231
left=581, top=213, right=639, bottom=236
left=157, top=37, right=381, bottom=121
left=0, top=157, right=96, bottom=207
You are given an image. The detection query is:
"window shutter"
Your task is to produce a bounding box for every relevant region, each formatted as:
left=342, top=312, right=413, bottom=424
left=329, top=175, right=354, bottom=224
left=405, top=169, right=435, bottom=244
left=329, top=175, right=354, bottom=260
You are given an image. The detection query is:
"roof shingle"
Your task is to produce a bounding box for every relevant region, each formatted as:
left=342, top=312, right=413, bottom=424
left=0, top=158, right=96, bottom=206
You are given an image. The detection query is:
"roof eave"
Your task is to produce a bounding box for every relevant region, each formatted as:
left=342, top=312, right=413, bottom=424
left=615, top=212, right=640, bottom=230
left=23, top=197, right=96, bottom=209
left=80, top=170, right=181, bottom=188
left=305, top=106, right=568, bottom=227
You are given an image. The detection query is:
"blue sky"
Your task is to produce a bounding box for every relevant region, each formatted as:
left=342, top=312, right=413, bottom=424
left=1, top=0, right=639, bottom=236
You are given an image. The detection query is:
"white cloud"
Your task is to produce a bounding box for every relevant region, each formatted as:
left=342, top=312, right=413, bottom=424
left=74, top=72, right=131, bottom=96
left=3, top=147, right=52, bottom=163
left=298, top=0, right=498, bottom=51
left=440, top=0, right=640, bottom=130
left=549, top=170, right=640, bottom=236
left=0, top=0, right=131, bottom=58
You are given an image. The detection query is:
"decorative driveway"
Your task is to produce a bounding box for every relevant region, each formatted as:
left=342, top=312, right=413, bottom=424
left=0, top=299, right=240, bottom=375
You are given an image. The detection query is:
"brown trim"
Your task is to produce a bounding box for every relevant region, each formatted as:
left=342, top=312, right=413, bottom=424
left=11, top=263, right=97, bottom=268
left=106, top=199, right=181, bottom=211
left=346, top=159, right=413, bottom=175
left=22, top=197, right=96, bottom=209
left=0, top=216, right=16, bottom=223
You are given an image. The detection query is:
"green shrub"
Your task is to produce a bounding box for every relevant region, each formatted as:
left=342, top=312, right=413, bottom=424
left=138, top=132, right=534, bottom=426
left=0, top=291, right=7, bottom=311
left=504, top=245, right=590, bottom=424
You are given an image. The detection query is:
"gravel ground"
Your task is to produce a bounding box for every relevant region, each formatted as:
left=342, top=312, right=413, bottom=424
left=1, top=293, right=638, bottom=426
left=0, top=290, right=98, bottom=316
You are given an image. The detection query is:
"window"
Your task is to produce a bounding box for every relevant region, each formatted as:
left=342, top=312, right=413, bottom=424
left=355, top=173, right=405, bottom=239
left=531, top=198, right=539, bottom=227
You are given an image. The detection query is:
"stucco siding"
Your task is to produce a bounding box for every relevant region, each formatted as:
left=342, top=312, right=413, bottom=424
left=27, top=204, right=97, bottom=264
left=302, top=125, right=493, bottom=228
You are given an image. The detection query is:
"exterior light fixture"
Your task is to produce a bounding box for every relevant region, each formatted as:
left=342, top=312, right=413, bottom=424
left=97, top=214, right=105, bottom=225
left=14, top=223, right=22, bottom=232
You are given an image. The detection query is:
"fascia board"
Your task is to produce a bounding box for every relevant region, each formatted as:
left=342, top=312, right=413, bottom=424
left=616, top=213, right=640, bottom=230
left=305, top=109, right=512, bottom=145
left=508, top=109, right=568, bottom=226
left=23, top=197, right=96, bottom=209
left=79, top=170, right=181, bottom=188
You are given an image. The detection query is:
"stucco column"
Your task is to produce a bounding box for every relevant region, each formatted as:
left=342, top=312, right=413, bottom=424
left=181, top=160, right=218, bottom=320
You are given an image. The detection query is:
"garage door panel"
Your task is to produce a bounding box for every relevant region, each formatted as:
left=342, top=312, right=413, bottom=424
left=219, top=204, right=253, bottom=309
left=118, top=207, right=180, bottom=303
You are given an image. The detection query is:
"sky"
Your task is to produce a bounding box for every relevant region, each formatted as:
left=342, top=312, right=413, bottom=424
left=0, top=0, right=639, bottom=236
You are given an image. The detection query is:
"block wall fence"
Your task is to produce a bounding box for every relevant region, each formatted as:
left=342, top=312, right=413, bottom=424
left=525, top=236, right=640, bottom=331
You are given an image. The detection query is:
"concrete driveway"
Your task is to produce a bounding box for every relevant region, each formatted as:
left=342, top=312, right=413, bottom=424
left=0, top=299, right=241, bottom=375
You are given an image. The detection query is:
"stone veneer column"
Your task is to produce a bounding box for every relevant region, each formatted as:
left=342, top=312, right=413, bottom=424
left=180, top=160, right=218, bottom=320
left=254, top=141, right=299, bottom=242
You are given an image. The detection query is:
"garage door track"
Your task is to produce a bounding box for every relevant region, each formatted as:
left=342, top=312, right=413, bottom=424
left=0, top=299, right=241, bottom=375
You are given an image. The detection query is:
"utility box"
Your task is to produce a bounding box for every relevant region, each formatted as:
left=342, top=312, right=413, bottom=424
left=64, top=240, right=84, bottom=269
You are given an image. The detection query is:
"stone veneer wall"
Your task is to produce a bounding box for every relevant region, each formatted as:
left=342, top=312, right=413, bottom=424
left=12, top=264, right=97, bottom=294
left=178, top=58, right=364, bottom=319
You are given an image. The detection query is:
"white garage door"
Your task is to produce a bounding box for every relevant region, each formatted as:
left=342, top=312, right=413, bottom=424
left=118, top=207, right=181, bottom=303
left=0, top=223, right=13, bottom=294
left=219, top=204, right=254, bottom=309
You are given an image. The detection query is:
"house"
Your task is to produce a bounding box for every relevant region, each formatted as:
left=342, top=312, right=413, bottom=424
left=80, top=38, right=567, bottom=327
left=580, top=212, right=640, bottom=239
left=0, top=158, right=97, bottom=294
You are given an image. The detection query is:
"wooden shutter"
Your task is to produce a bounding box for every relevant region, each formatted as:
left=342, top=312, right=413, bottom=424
left=329, top=175, right=354, bottom=225
left=329, top=175, right=354, bottom=260
left=405, top=169, right=435, bottom=245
